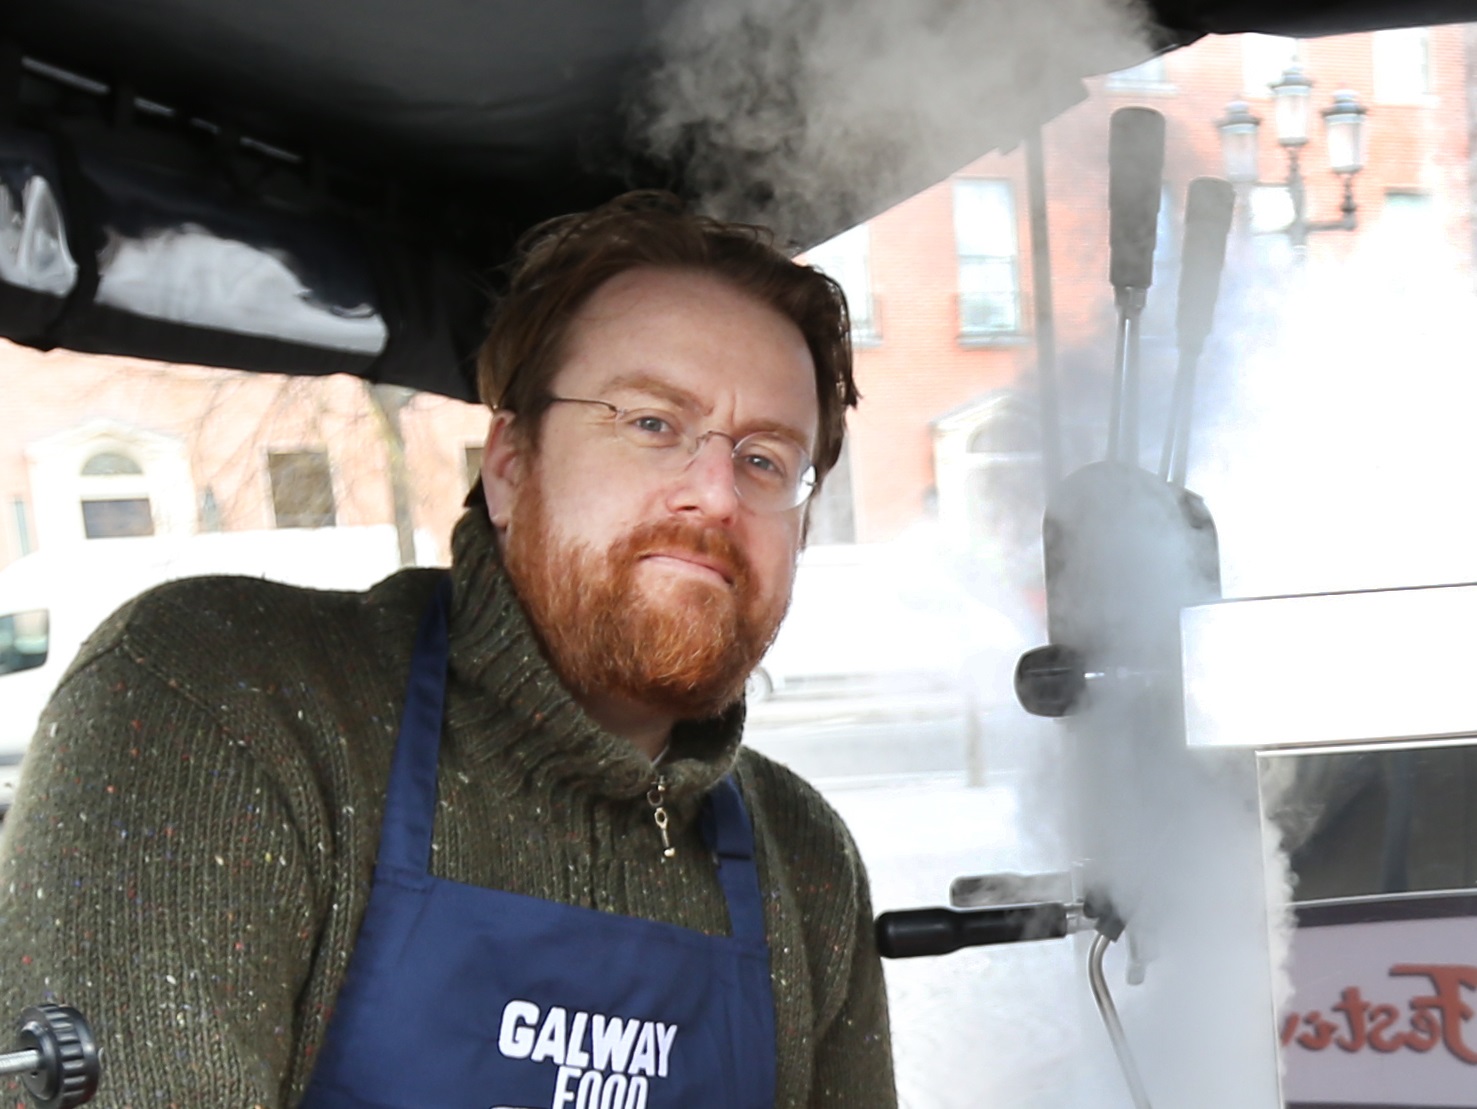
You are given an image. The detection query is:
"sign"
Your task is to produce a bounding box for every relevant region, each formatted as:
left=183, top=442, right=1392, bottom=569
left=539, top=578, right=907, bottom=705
left=1283, top=893, right=1477, bottom=1109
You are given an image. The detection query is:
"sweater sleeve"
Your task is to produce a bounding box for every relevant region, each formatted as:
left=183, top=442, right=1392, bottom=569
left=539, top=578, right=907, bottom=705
left=0, top=635, right=326, bottom=1108
left=809, top=830, right=897, bottom=1108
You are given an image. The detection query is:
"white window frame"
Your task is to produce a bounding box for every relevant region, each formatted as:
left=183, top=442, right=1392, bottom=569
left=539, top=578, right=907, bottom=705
left=953, top=178, right=1023, bottom=341
left=24, top=420, right=194, bottom=549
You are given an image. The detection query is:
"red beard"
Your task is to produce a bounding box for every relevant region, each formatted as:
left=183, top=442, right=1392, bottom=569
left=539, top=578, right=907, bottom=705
left=502, top=478, right=788, bottom=720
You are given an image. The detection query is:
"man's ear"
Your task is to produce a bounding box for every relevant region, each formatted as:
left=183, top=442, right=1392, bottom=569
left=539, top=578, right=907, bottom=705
left=481, top=409, right=527, bottom=531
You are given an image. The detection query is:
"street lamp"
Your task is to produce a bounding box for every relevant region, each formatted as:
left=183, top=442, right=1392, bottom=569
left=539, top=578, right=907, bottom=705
left=1216, top=66, right=1368, bottom=253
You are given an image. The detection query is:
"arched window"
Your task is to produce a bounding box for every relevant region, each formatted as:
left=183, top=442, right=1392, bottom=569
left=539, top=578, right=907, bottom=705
left=81, top=451, right=146, bottom=476
left=26, top=420, right=192, bottom=547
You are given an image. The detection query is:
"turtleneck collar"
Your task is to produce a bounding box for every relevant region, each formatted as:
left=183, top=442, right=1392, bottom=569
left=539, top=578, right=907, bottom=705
left=444, top=507, right=747, bottom=804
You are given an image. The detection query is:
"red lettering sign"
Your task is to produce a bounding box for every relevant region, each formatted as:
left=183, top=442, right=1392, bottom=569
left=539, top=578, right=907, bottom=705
left=1282, top=964, right=1477, bottom=1065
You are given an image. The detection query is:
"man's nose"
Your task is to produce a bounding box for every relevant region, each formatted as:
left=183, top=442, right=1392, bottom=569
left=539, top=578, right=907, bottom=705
left=668, top=434, right=741, bottom=520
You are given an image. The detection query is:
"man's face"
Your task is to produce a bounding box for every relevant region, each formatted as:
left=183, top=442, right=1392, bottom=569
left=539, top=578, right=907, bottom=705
left=485, top=266, right=820, bottom=721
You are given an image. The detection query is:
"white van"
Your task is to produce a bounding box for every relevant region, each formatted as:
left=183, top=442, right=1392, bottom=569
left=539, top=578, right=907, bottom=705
left=0, top=526, right=433, bottom=812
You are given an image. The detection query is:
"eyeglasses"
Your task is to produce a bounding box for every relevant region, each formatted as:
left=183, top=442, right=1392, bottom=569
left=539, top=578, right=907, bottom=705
left=545, top=395, right=816, bottom=512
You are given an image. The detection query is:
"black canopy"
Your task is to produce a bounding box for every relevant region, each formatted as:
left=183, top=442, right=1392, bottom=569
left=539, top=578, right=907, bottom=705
left=3, top=0, right=1472, bottom=399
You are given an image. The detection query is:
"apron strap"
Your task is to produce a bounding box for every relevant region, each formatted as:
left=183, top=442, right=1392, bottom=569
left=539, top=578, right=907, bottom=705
left=375, top=573, right=453, bottom=878
left=380, top=574, right=770, bottom=955
left=700, top=776, right=767, bottom=943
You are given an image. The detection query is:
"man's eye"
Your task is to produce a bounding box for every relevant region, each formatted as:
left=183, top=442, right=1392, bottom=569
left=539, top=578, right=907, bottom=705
left=620, top=411, right=682, bottom=444
left=740, top=449, right=788, bottom=482
left=632, top=414, right=671, bottom=434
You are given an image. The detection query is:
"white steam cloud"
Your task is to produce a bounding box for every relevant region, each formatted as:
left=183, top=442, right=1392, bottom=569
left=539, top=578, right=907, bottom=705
left=621, top=5, right=1458, bottom=1108
left=630, top=0, right=1156, bottom=241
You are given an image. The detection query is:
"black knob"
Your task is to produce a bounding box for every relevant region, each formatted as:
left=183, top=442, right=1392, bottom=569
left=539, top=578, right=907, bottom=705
left=1014, top=644, right=1086, bottom=717
left=16, top=1005, right=100, bottom=1109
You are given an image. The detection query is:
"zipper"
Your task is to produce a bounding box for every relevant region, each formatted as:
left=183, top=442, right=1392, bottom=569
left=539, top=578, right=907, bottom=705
left=647, top=774, right=676, bottom=860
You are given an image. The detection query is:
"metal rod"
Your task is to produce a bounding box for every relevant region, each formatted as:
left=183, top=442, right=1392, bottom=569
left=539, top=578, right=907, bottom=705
left=0, top=1048, right=43, bottom=1078
left=1025, top=127, right=1063, bottom=492
left=1158, top=344, right=1200, bottom=485
left=1107, top=290, right=1147, bottom=464
left=1107, top=311, right=1129, bottom=461
left=1122, top=308, right=1143, bottom=464
left=1087, top=932, right=1155, bottom=1109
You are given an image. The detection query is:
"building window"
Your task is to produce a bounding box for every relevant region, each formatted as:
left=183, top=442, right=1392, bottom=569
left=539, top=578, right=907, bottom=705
left=27, top=420, right=192, bottom=546
left=953, top=179, right=1022, bottom=339
left=78, top=448, right=156, bottom=538
left=81, top=498, right=155, bottom=539
left=803, top=224, right=878, bottom=344
left=806, top=440, right=856, bottom=545
left=463, top=445, right=485, bottom=491
left=81, top=451, right=145, bottom=476
left=268, top=450, right=336, bottom=528
left=10, top=497, right=32, bottom=557
left=1373, top=28, right=1432, bottom=102
left=1106, top=54, right=1170, bottom=91
left=1242, top=34, right=1301, bottom=95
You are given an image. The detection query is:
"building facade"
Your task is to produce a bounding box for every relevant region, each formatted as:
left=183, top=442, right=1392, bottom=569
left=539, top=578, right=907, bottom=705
left=0, top=26, right=1471, bottom=586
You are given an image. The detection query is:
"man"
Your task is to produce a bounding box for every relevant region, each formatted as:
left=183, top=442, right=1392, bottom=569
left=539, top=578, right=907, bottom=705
left=0, top=192, right=896, bottom=1108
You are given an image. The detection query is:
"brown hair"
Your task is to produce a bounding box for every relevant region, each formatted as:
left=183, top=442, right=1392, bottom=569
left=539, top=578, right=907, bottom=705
left=475, top=190, right=858, bottom=483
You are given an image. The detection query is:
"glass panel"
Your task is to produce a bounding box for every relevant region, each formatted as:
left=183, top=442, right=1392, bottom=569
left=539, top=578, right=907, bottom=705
left=463, top=445, right=485, bottom=491
left=81, top=451, right=145, bottom=476
left=81, top=498, right=155, bottom=539
left=953, top=179, right=1017, bottom=257
left=0, top=609, right=48, bottom=676
left=268, top=451, right=337, bottom=529
left=1373, top=28, right=1432, bottom=102
left=1106, top=55, right=1168, bottom=88
left=959, top=258, right=1019, bottom=333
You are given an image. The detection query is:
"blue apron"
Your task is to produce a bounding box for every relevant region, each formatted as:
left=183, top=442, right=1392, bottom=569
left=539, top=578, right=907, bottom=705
left=301, top=577, right=778, bottom=1109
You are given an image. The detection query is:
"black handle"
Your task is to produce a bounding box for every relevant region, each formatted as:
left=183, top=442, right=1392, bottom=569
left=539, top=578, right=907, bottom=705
left=1175, top=177, right=1235, bottom=350
left=876, top=904, right=1070, bottom=959
left=1108, top=107, right=1167, bottom=292
left=1014, top=644, right=1085, bottom=718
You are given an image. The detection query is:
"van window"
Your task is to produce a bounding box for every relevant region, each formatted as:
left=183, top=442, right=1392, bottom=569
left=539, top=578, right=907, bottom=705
left=0, top=610, right=49, bottom=676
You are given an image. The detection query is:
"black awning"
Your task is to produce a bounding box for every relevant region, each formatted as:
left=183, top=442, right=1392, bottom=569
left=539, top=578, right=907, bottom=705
left=3, top=0, right=1472, bottom=397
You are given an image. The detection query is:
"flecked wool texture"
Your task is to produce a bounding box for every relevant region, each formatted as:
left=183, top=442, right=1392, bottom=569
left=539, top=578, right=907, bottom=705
left=0, top=509, right=895, bottom=1108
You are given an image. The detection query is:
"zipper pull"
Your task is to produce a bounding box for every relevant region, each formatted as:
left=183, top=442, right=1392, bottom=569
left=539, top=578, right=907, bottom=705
left=647, top=775, right=676, bottom=860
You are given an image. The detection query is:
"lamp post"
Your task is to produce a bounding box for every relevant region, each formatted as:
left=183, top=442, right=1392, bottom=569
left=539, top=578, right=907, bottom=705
left=1216, top=66, right=1368, bottom=254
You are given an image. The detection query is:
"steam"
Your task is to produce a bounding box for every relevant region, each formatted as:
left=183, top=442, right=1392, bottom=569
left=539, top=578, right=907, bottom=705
left=628, top=0, right=1156, bottom=243
left=625, top=4, right=1471, bottom=1107
left=1194, top=199, right=1477, bottom=598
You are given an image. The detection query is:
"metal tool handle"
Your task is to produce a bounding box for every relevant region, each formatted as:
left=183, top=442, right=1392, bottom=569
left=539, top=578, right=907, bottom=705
left=875, top=903, right=1071, bottom=959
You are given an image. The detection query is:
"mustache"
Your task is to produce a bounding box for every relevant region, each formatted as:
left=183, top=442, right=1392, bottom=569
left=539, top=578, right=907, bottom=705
left=617, top=519, right=752, bottom=588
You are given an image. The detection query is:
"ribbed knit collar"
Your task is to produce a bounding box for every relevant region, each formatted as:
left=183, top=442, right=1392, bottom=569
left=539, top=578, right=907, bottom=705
left=444, top=508, right=746, bottom=805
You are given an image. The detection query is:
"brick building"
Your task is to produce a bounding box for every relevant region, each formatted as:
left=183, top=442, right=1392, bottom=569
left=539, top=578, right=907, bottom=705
left=810, top=24, right=1474, bottom=591
left=1, top=26, right=1471, bottom=583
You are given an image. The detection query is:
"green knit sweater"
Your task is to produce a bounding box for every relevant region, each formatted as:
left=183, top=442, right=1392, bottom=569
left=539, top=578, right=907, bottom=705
left=0, top=510, right=895, bottom=1108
